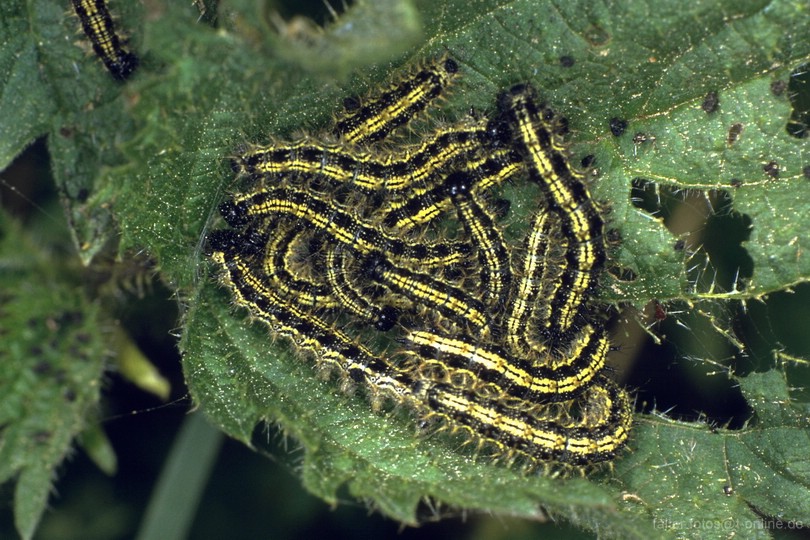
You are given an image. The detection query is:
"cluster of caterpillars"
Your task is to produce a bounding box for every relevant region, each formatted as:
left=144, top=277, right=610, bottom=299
left=208, top=56, right=632, bottom=467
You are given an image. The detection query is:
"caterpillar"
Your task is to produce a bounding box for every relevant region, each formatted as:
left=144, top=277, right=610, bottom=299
left=71, top=0, right=138, bottom=81
left=233, top=119, right=491, bottom=197
left=333, top=56, right=460, bottom=145
left=444, top=171, right=512, bottom=309
left=209, top=235, right=630, bottom=464
left=495, top=84, right=606, bottom=342
left=405, top=324, right=609, bottom=402
left=220, top=187, right=473, bottom=268
left=208, top=56, right=632, bottom=470
left=361, top=253, right=490, bottom=334
left=381, top=148, right=523, bottom=231
left=324, top=246, right=398, bottom=332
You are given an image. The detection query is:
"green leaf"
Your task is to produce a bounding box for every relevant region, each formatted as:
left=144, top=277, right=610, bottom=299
left=3, top=0, right=810, bottom=538
left=617, top=368, right=810, bottom=539
left=0, top=0, right=142, bottom=263
left=0, top=1, right=55, bottom=171
left=0, top=212, right=107, bottom=539
left=173, top=0, right=809, bottom=536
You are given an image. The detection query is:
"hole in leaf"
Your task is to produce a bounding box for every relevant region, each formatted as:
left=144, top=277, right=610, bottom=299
left=629, top=178, right=753, bottom=294
left=786, top=63, right=809, bottom=139
left=272, top=0, right=352, bottom=26
left=619, top=303, right=753, bottom=429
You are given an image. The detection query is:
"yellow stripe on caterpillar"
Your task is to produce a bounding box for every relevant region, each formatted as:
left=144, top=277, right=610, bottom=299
left=234, top=119, right=490, bottom=197
left=406, top=323, right=608, bottom=402
left=221, top=187, right=473, bottom=269
left=496, top=84, right=606, bottom=338
left=71, top=0, right=138, bottom=80
left=333, top=55, right=460, bottom=145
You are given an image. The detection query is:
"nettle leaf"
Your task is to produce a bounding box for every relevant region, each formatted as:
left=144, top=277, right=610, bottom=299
left=0, top=212, right=107, bottom=540
left=2, top=0, right=809, bottom=538
left=0, top=0, right=142, bottom=264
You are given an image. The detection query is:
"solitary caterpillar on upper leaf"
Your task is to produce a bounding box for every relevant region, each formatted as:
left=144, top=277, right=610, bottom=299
left=71, top=0, right=138, bottom=81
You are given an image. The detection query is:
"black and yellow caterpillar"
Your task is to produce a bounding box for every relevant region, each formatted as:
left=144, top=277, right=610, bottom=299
left=209, top=56, right=630, bottom=466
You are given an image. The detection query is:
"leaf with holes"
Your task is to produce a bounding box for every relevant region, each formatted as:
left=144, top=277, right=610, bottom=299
left=2, top=0, right=810, bottom=538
